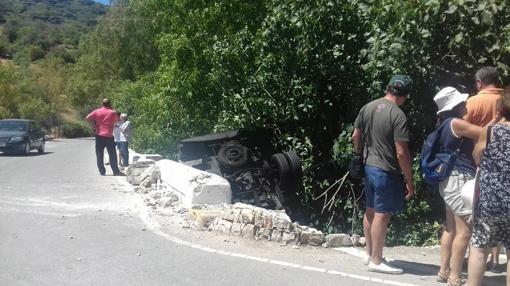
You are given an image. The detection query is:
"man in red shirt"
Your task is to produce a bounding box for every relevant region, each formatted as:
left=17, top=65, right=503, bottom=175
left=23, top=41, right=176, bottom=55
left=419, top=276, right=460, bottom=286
left=86, top=98, right=122, bottom=176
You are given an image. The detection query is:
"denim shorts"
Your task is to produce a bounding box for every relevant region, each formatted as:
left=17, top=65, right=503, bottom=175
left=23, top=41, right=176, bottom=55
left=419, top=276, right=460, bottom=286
left=364, top=165, right=404, bottom=214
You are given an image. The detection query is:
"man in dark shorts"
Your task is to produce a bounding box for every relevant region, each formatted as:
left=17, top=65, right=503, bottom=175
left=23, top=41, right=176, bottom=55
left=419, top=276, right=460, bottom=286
left=85, top=98, right=123, bottom=176
left=352, top=75, right=415, bottom=274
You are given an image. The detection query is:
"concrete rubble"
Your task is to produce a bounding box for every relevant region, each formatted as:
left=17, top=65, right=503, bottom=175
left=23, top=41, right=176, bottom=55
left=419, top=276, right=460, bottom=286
left=124, top=152, right=365, bottom=248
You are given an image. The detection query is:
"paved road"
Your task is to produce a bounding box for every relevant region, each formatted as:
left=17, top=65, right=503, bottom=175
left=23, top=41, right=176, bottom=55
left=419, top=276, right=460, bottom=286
left=0, top=139, right=506, bottom=286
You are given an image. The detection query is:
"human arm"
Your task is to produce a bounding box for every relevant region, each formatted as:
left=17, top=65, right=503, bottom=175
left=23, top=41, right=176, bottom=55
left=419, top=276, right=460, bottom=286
left=451, top=118, right=483, bottom=141
left=85, top=110, right=96, bottom=129
left=462, top=97, right=474, bottom=122
left=120, top=121, right=132, bottom=135
left=85, top=110, right=95, bottom=122
left=352, top=128, right=362, bottom=155
left=352, top=107, right=365, bottom=155
left=473, top=126, right=490, bottom=166
left=395, top=141, right=414, bottom=200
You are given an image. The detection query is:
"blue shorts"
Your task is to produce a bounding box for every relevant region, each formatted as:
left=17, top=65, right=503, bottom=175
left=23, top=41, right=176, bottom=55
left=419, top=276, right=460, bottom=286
left=115, top=142, right=121, bottom=149
left=364, top=165, right=404, bottom=214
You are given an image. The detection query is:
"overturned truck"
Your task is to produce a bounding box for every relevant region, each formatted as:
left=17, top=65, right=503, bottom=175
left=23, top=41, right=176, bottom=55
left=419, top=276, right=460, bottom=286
left=178, top=129, right=304, bottom=220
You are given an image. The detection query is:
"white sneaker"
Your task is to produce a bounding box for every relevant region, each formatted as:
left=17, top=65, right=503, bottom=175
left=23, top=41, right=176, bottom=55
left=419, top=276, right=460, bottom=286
left=367, top=261, right=403, bottom=275
left=363, top=255, right=393, bottom=266
left=363, top=255, right=371, bottom=266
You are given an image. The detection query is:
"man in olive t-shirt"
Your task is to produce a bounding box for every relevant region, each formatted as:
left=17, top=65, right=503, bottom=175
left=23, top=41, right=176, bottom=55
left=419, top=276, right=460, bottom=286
left=352, top=75, right=415, bottom=275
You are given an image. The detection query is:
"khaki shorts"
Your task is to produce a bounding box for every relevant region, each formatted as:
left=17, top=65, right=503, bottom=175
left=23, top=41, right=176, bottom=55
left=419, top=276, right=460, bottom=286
left=439, top=171, right=473, bottom=218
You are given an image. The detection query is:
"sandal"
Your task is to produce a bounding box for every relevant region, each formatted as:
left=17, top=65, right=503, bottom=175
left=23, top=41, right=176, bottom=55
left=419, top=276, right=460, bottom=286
left=447, top=277, right=466, bottom=286
left=436, top=270, right=450, bottom=283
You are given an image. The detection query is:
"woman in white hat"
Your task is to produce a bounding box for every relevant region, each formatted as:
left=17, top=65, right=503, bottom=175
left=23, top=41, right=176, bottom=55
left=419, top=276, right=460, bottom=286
left=433, top=87, right=483, bottom=286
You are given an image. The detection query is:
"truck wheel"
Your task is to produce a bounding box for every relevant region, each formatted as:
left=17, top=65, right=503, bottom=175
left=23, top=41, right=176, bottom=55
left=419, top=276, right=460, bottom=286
left=217, top=143, right=249, bottom=169
left=270, top=153, right=294, bottom=192
left=283, top=151, right=302, bottom=180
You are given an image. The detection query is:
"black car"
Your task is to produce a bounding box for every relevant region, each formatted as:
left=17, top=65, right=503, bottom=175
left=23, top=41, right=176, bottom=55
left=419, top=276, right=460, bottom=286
left=0, top=119, right=45, bottom=155
left=178, top=129, right=305, bottom=221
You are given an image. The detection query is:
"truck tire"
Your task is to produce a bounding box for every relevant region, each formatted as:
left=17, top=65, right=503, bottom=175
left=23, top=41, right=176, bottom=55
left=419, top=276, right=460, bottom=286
left=283, top=151, right=302, bottom=180
left=217, top=143, right=249, bottom=169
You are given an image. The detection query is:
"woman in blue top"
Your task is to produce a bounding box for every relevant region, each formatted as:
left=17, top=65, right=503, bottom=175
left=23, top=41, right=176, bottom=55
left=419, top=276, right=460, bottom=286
left=434, top=87, right=482, bottom=286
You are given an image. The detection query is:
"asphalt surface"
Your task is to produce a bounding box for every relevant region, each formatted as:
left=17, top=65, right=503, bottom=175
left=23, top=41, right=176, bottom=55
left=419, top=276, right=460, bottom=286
left=0, top=138, right=507, bottom=286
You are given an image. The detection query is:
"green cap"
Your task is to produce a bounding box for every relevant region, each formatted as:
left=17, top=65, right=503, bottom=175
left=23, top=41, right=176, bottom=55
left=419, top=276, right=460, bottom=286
left=387, top=74, right=413, bottom=97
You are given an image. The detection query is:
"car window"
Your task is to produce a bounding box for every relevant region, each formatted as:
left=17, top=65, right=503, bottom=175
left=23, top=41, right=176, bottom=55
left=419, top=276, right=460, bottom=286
left=0, top=121, right=28, bottom=132
left=29, top=122, right=37, bottom=132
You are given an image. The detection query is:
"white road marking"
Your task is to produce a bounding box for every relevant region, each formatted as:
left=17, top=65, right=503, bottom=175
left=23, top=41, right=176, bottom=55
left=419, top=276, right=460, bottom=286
left=0, top=196, right=134, bottom=213
left=115, top=177, right=420, bottom=286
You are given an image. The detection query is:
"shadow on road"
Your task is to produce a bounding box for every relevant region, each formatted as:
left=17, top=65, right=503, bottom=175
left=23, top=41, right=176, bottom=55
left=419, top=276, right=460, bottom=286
left=0, top=152, right=54, bottom=157
left=394, top=259, right=507, bottom=285
left=484, top=275, right=507, bottom=286
left=392, top=259, right=439, bottom=277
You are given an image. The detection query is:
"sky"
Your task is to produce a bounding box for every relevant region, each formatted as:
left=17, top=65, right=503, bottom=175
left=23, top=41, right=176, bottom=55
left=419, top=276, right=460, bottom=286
left=94, top=0, right=110, bottom=5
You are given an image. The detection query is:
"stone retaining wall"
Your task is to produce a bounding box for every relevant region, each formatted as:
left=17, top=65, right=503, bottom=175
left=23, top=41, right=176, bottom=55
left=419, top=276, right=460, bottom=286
left=191, top=203, right=365, bottom=247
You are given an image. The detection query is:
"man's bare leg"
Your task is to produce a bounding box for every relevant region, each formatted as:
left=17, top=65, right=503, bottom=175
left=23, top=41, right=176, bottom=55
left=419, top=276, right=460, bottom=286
left=371, top=212, right=391, bottom=265
left=364, top=208, right=375, bottom=257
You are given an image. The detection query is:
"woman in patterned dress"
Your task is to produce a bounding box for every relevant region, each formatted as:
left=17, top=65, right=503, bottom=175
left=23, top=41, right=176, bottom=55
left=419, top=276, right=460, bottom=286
left=468, top=88, right=510, bottom=286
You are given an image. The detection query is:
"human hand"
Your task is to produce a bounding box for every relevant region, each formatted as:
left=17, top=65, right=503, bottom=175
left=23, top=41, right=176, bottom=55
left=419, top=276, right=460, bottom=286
left=405, top=182, right=414, bottom=201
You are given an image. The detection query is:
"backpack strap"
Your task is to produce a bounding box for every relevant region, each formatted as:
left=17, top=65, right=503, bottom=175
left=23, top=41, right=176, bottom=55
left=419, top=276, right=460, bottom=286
left=437, top=117, right=458, bottom=153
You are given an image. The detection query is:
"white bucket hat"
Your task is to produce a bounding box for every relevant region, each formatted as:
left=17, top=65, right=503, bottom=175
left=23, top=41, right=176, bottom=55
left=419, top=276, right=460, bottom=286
left=434, top=87, right=469, bottom=114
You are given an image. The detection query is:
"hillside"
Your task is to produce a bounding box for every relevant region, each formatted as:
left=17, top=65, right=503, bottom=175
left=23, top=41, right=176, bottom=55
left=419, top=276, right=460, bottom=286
left=0, top=0, right=107, bottom=63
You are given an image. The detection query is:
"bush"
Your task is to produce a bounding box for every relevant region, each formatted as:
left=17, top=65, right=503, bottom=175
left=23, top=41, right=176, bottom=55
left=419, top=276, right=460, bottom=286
left=61, top=121, right=93, bottom=138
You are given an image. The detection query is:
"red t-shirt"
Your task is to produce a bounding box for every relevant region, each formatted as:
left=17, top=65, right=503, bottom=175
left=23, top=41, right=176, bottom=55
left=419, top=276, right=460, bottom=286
left=86, top=107, right=118, bottom=137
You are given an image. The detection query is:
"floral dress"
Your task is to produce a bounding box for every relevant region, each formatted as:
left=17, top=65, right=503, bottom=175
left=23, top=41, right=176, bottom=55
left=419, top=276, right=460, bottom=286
left=471, top=124, right=510, bottom=249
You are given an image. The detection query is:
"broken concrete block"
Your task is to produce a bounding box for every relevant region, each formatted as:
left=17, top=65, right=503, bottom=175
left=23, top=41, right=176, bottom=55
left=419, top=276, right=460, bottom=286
left=156, top=159, right=231, bottom=207
left=308, top=229, right=325, bottom=246
left=359, top=237, right=366, bottom=247
left=325, top=233, right=353, bottom=247
left=282, top=232, right=297, bottom=244
left=127, top=160, right=155, bottom=185
left=299, top=231, right=309, bottom=244
left=189, top=206, right=223, bottom=227
left=351, top=234, right=361, bottom=246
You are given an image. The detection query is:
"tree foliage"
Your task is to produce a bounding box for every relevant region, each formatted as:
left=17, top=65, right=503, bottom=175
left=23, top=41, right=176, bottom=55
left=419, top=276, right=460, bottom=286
left=0, top=0, right=107, bottom=63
